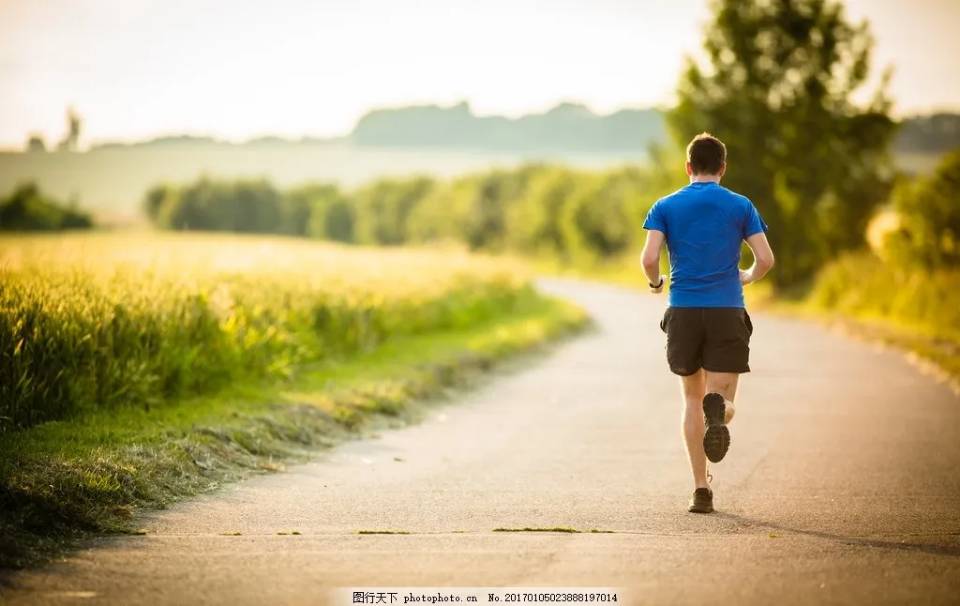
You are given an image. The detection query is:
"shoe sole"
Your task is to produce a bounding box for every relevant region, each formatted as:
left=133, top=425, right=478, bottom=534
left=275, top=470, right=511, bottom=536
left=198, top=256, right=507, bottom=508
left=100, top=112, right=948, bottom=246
left=702, top=393, right=729, bottom=463
left=688, top=503, right=714, bottom=514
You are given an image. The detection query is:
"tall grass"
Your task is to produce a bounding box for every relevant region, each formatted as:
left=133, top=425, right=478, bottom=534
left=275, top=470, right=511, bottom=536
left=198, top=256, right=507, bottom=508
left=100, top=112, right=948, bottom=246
left=0, top=232, right=532, bottom=430
left=807, top=251, right=960, bottom=342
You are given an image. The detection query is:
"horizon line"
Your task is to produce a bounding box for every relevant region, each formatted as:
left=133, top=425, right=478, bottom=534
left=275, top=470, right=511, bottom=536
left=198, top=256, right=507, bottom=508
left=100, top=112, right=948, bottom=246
left=5, top=98, right=960, bottom=153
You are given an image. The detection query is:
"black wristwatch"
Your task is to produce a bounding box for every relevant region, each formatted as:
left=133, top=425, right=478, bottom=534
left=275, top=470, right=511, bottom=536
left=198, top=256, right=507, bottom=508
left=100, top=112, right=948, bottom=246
left=649, top=277, right=664, bottom=289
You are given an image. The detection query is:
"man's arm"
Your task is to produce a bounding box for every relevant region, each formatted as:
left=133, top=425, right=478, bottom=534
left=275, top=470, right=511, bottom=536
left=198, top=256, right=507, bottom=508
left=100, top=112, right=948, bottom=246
left=641, top=229, right=667, bottom=293
left=740, top=231, right=775, bottom=284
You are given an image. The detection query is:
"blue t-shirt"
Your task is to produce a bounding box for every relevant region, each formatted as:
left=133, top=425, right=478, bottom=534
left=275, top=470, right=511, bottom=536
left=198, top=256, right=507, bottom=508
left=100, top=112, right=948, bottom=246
left=642, top=181, right=768, bottom=308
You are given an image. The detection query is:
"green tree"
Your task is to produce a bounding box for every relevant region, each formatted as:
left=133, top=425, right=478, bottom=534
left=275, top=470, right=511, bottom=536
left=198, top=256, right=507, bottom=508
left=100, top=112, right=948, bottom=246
left=148, top=178, right=282, bottom=233
left=144, top=185, right=171, bottom=222
left=886, top=149, right=960, bottom=268
left=559, top=167, right=655, bottom=262
left=352, top=177, right=434, bottom=245
left=505, top=168, right=579, bottom=257
left=404, top=178, right=472, bottom=245
left=279, top=188, right=315, bottom=236
left=220, top=180, right=282, bottom=233
left=296, top=184, right=355, bottom=242
left=460, top=168, right=543, bottom=251
left=407, top=166, right=545, bottom=250
left=669, top=0, right=895, bottom=286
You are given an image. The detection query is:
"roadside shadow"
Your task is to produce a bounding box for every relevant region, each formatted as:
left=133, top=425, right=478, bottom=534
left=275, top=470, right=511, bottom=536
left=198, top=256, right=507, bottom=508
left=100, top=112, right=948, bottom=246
left=713, top=512, right=960, bottom=558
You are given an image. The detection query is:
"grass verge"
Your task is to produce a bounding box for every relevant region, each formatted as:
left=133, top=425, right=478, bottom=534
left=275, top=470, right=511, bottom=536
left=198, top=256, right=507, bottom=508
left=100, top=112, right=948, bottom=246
left=0, top=293, right=587, bottom=570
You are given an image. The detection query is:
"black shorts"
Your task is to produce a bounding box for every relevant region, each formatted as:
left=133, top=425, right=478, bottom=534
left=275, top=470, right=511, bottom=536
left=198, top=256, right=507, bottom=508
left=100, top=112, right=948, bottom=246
left=658, top=306, right=754, bottom=376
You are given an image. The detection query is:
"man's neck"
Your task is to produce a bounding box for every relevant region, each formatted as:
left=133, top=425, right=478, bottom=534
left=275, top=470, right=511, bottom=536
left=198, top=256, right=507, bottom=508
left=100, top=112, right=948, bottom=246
left=689, top=174, right=721, bottom=184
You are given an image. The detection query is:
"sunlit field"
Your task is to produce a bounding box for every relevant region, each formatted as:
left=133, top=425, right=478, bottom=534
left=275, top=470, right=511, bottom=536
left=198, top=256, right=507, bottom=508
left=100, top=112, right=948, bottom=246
left=0, top=232, right=537, bottom=430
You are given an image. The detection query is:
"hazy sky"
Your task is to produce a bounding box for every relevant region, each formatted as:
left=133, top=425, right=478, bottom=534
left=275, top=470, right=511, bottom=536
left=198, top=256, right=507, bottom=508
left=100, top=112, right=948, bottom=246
left=2, top=0, right=958, bottom=147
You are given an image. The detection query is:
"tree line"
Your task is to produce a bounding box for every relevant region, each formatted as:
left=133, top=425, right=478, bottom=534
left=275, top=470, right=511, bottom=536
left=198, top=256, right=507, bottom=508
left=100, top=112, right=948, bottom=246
left=143, top=134, right=956, bottom=285
left=144, top=152, right=685, bottom=266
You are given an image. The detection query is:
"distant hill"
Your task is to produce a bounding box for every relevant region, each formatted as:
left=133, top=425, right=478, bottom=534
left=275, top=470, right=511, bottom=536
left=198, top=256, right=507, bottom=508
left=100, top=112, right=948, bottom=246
left=894, top=113, right=960, bottom=154
left=349, top=102, right=668, bottom=151
left=350, top=104, right=960, bottom=154
left=93, top=135, right=224, bottom=150
left=85, top=102, right=669, bottom=153
left=91, top=134, right=345, bottom=151
left=80, top=105, right=959, bottom=156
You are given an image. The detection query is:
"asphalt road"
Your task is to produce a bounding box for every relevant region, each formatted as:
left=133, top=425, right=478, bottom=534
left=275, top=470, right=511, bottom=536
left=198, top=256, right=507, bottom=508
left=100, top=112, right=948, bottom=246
left=4, top=279, right=960, bottom=605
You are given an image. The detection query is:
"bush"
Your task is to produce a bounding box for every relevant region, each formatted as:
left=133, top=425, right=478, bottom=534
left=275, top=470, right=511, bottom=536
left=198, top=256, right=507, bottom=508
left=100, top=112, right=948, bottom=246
left=0, top=184, right=93, bottom=231
left=808, top=251, right=960, bottom=341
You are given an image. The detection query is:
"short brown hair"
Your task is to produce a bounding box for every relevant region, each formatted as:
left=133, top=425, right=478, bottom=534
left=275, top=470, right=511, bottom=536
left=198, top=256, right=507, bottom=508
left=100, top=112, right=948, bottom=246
left=686, top=132, right=726, bottom=175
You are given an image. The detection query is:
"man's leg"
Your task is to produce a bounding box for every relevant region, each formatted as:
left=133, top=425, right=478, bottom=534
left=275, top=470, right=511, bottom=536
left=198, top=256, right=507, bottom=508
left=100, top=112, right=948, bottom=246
left=705, top=371, right=739, bottom=423
left=680, top=368, right=709, bottom=489
left=701, top=371, right=740, bottom=463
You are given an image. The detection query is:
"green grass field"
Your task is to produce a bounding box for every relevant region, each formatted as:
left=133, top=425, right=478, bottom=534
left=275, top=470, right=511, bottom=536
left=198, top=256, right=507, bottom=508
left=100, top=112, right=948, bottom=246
left=0, top=232, right=587, bottom=568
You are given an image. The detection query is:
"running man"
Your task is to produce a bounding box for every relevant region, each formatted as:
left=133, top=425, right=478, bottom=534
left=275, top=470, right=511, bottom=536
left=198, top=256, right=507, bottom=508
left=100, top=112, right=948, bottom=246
left=640, top=132, right=775, bottom=514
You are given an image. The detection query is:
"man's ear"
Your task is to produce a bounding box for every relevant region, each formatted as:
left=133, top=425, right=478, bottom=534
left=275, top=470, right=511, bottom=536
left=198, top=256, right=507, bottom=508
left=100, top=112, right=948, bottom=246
left=685, top=161, right=693, bottom=177
left=718, top=162, right=727, bottom=178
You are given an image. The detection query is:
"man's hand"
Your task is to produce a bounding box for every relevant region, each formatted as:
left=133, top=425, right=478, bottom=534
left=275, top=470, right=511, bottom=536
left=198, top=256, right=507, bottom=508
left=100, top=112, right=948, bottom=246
left=649, top=274, right=666, bottom=294
left=739, top=269, right=752, bottom=285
